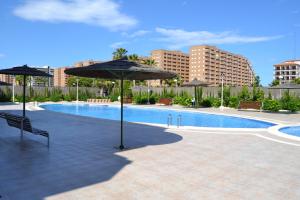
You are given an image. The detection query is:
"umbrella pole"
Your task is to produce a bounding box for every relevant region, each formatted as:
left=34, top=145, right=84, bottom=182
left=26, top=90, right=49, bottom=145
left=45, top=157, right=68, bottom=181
left=119, top=76, right=124, bottom=150
left=23, top=75, right=26, bottom=117
left=194, top=86, right=197, bottom=107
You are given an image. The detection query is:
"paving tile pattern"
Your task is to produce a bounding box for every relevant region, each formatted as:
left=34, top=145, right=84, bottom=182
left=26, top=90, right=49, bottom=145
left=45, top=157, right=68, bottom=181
left=0, top=104, right=300, bottom=199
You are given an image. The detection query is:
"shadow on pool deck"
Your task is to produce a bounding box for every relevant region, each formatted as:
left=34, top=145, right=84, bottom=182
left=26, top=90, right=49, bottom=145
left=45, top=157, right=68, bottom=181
left=0, top=109, right=183, bottom=200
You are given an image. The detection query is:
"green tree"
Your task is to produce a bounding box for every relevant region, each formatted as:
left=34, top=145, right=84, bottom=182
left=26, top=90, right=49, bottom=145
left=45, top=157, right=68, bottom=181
left=128, top=54, right=139, bottom=61
left=253, top=75, right=261, bottom=87
left=270, top=79, right=279, bottom=86
left=67, top=77, right=94, bottom=87
left=15, top=75, right=30, bottom=86
left=293, top=78, right=300, bottom=84
left=142, top=58, right=156, bottom=66
left=113, top=48, right=128, bottom=60
left=239, top=86, right=250, bottom=101
left=164, top=75, right=182, bottom=87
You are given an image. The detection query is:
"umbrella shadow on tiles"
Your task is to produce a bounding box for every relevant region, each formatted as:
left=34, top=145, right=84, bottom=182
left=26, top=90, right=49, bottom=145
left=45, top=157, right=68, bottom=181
left=0, top=109, right=182, bottom=200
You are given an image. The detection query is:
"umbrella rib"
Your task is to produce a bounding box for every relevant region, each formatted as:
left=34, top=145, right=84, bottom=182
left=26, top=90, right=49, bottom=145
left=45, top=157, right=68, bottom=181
left=105, top=70, right=122, bottom=79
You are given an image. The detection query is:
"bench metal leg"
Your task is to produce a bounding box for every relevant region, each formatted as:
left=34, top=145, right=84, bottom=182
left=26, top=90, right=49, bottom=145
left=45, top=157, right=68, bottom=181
left=20, top=120, right=24, bottom=140
left=20, top=127, right=24, bottom=140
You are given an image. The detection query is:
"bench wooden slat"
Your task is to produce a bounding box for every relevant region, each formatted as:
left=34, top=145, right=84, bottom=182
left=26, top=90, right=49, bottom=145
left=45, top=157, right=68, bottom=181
left=3, top=113, right=49, bottom=146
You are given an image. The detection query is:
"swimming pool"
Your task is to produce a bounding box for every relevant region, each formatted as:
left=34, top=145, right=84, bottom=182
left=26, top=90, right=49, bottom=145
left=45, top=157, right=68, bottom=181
left=40, top=104, right=276, bottom=128
left=279, top=126, right=300, bottom=137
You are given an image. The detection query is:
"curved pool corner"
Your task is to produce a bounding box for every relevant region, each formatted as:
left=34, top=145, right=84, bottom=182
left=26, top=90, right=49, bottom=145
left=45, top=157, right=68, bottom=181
left=268, top=124, right=300, bottom=141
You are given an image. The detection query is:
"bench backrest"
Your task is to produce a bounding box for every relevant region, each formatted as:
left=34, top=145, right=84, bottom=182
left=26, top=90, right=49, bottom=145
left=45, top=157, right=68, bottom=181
left=239, top=101, right=262, bottom=110
left=159, top=98, right=172, bottom=105
left=4, top=113, right=33, bottom=132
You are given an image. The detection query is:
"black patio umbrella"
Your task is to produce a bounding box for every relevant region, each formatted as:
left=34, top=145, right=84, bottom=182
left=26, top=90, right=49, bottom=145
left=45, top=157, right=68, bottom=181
left=0, top=65, right=52, bottom=117
left=65, top=58, right=177, bottom=150
left=183, top=78, right=210, bottom=107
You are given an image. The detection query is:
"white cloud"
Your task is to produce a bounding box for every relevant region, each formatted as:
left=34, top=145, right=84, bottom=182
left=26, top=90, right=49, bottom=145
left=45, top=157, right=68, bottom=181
left=155, top=27, right=283, bottom=49
left=13, top=0, right=137, bottom=31
left=109, top=41, right=128, bottom=49
left=0, top=53, right=5, bottom=58
left=122, top=30, right=150, bottom=38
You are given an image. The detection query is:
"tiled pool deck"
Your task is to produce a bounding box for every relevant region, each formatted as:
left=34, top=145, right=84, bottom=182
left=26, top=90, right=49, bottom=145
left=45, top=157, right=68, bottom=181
left=1, top=103, right=300, bottom=200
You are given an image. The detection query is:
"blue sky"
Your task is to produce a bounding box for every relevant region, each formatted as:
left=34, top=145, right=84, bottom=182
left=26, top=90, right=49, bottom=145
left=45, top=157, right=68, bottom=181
left=0, top=0, right=299, bottom=85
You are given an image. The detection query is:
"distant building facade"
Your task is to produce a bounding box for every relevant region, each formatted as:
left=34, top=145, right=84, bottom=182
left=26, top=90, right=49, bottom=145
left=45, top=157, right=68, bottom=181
left=189, top=45, right=254, bottom=86
left=0, top=74, right=14, bottom=85
left=53, top=59, right=101, bottom=87
left=31, top=66, right=54, bottom=87
left=74, top=60, right=101, bottom=67
left=151, top=49, right=189, bottom=86
left=54, top=67, right=69, bottom=87
left=274, top=60, right=300, bottom=84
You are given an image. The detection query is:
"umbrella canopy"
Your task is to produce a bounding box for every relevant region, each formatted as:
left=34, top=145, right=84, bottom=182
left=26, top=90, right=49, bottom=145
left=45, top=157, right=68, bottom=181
left=65, top=58, right=177, bottom=150
left=182, top=78, right=210, bottom=87
left=0, top=65, right=52, bottom=117
left=65, top=58, right=176, bottom=80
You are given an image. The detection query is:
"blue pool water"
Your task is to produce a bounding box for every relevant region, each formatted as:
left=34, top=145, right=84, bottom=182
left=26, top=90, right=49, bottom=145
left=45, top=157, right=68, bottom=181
left=40, top=104, right=275, bottom=128
left=280, top=126, right=300, bottom=137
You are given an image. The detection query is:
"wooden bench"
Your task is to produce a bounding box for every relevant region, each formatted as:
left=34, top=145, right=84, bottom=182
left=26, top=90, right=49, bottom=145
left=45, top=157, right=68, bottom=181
left=0, top=112, right=49, bottom=146
left=158, top=98, right=173, bottom=106
left=238, top=101, right=262, bottom=110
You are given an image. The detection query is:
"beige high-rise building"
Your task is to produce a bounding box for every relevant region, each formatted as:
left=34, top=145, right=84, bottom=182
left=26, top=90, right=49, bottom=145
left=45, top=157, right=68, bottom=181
left=274, top=60, right=300, bottom=84
left=54, top=67, right=69, bottom=87
left=74, top=60, right=101, bottom=67
left=151, top=50, right=190, bottom=85
left=0, top=74, right=14, bottom=85
left=53, top=60, right=101, bottom=87
left=189, top=45, right=254, bottom=86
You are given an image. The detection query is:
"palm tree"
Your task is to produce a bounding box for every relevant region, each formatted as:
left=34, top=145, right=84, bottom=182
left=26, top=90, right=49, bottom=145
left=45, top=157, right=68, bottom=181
left=128, top=54, right=140, bottom=87
left=142, top=59, right=156, bottom=66
left=113, top=48, right=128, bottom=60
left=128, top=54, right=139, bottom=61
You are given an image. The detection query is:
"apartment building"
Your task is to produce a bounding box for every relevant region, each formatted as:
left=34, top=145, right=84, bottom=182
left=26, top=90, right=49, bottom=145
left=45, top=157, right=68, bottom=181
left=151, top=49, right=190, bottom=85
left=31, top=66, right=54, bottom=87
left=74, top=60, right=101, bottom=68
left=54, top=60, right=101, bottom=87
left=53, top=67, right=69, bottom=87
left=274, top=60, right=300, bottom=84
left=0, top=74, right=14, bottom=85
left=189, top=45, right=254, bottom=86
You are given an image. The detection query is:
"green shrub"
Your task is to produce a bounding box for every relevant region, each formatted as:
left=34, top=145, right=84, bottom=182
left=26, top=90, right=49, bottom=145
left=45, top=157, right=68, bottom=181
left=49, top=88, right=63, bottom=102
left=0, top=87, right=12, bottom=102
left=200, top=98, right=213, bottom=107
left=239, top=86, right=250, bottom=101
left=280, top=91, right=300, bottom=112
left=218, top=86, right=231, bottom=106
left=228, top=96, right=239, bottom=108
left=33, top=96, right=49, bottom=102
left=195, top=87, right=203, bottom=106
left=173, top=96, right=191, bottom=106
left=63, top=94, right=72, bottom=102
left=262, top=99, right=281, bottom=112
left=252, top=86, right=264, bottom=101
left=212, top=98, right=221, bottom=107
left=133, top=93, right=157, bottom=104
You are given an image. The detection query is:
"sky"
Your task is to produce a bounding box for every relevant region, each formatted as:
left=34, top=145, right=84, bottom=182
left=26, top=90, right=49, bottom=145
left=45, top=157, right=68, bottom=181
left=0, top=0, right=299, bottom=86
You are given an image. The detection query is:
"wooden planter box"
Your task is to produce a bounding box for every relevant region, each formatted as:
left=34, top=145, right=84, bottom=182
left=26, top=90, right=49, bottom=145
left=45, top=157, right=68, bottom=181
left=123, top=97, right=132, bottom=104
left=239, top=101, right=262, bottom=110
left=158, top=98, right=172, bottom=105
